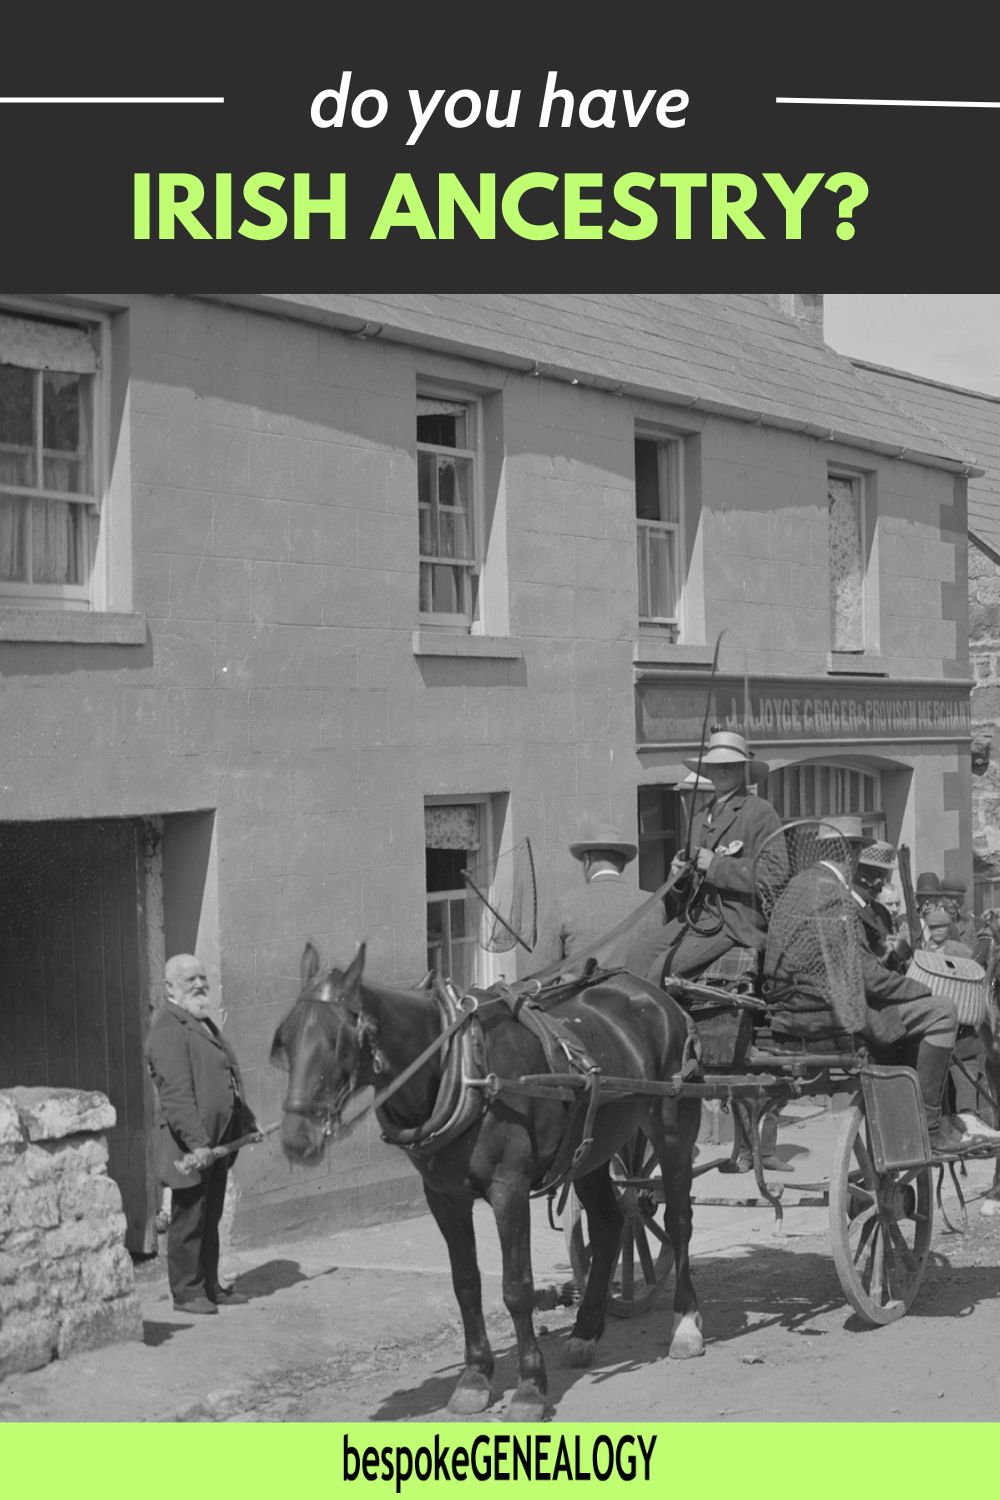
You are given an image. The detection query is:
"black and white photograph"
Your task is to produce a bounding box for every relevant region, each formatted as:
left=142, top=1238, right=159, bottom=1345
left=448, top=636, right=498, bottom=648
left=3, top=288, right=1000, bottom=1424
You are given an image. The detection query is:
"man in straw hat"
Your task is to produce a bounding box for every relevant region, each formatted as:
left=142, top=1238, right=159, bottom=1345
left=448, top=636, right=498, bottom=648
left=532, top=820, right=665, bottom=976
left=763, top=817, right=966, bottom=1157
left=637, top=727, right=782, bottom=987
left=851, top=838, right=912, bottom=970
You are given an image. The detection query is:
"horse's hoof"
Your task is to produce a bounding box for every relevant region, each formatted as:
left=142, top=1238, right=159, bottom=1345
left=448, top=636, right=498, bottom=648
left=447, top=1374, right=496, bottom=1414
left=506, top=1384, right=551, bottom=1422
left=981, top=1197, right=1000, bottom=1218
left=668, top=1311, right=705, bottom=1360
left=563, top=1336, right=597, bottom=1368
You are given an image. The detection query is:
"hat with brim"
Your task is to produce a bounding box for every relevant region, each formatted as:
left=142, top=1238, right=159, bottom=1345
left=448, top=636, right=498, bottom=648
left=915, top=872, right=941, bottom=897
left=569, top=822, right=637, bottom=863
left=925, top=906, right=953, bottom=930
left=857, top=838, right=895, bottom=869
left=683, top=729, right=754, bottom=774
left=939, top=879, right=968, bottom=899
left=816, top=815, right=869, bottom=846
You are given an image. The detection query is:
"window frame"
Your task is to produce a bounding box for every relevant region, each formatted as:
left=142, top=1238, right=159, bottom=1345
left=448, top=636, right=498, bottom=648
left=417, top=388, right=483, bottom=630
left=424, top=794, right=492, bottom=991
left=0, top=299, right=110, bottom=613
left=635, top=431, right=685, bottom=639
left=827, top=464, right=877, bottom=657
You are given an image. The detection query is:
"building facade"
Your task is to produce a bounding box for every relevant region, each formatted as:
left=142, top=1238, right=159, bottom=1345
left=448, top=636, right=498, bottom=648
left=0, top=292, right=976, bottom=1242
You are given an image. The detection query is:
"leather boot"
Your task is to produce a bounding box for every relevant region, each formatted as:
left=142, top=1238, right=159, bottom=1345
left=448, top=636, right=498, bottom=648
left=916, top=1042, right=966, bottom=1156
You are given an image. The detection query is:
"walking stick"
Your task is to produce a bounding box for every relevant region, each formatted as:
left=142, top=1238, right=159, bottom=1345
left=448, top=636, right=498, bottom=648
left=174, top=1121, right=281, bottom=1176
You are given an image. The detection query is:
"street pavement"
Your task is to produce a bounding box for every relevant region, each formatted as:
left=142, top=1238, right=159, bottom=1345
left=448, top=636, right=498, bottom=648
left=1, top=1100, right=997, bottom=1421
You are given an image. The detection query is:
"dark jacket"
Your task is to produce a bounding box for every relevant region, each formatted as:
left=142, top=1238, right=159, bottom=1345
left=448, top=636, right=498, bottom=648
left=638, top=789, right=783, bottom=982
left=145, top=1002, right=256, bottom=1189
left=533, top=874, right=665, bottom=975
left=763, top=864, right=931, bottom=1046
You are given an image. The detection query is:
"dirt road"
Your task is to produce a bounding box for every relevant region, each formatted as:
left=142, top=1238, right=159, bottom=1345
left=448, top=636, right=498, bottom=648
left=4, top=1104, right=1000, bottom=1423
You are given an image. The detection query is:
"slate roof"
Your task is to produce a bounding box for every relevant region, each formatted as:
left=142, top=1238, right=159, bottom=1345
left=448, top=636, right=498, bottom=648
left=222, top=293, right=974, bottom=473
left=852, top=360, right=1000, bottom=559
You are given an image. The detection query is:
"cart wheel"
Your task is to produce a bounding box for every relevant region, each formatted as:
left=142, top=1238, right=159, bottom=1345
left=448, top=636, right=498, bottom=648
left=563, top=1132, right=674, bottom=1319
left=829, top=1099, right=933, bottom=1325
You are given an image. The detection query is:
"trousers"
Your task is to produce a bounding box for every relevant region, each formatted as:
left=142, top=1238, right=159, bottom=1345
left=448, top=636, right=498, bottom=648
left=167, top=1158, right=230, bottom=1304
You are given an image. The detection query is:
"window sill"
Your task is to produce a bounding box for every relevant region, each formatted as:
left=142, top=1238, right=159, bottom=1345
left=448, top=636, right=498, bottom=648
left=826, top=651, right=888, bottom=677
left=633, top=639, right=715, bottom=668
left=0, top=609, right=147, bottom=645
left=412, top=630, right=524, bottom=661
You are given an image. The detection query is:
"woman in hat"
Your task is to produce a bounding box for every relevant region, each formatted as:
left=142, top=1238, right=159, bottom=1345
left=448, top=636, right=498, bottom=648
left=531, top=820, right=666, bottom=976
left=637, top=728, right=782, bottom=986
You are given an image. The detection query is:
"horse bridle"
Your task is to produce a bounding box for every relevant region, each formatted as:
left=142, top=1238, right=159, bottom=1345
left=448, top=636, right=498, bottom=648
left=281, top=991, right=478, bottom=1139
left=282, top=1004, right=386, bottom=1137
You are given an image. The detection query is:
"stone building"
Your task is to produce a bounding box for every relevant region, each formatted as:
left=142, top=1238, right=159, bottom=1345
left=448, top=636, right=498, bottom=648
left=0, top=292, right=978, bottom=1242
left=850, top=361, right=1000, bottom=908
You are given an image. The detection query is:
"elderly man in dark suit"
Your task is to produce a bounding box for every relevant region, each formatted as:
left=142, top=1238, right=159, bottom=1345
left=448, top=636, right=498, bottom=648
left=640, top=729, right=782, bottom=986
left=532, top=821, right=665, bottom=976
left=146, top=954, right=258, bottom=1314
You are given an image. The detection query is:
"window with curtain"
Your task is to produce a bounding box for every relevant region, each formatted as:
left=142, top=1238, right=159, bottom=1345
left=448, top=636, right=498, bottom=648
left=0, top=310, right=99, bottom=607
left=828, top=471, right=865, bottom=652
left=635, top=435, right=683, bottom=638
left=417, top=394, right=478, bottom=624
left=425, top=801, right=483, bottom=990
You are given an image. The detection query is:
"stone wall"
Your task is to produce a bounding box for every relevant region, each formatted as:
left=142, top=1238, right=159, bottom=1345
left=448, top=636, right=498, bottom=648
left=0, top=1087, right=143, bottom=1378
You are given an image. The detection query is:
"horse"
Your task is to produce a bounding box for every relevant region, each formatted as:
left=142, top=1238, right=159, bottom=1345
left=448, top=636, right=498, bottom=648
left=270, top=941, right=703, bottom=1421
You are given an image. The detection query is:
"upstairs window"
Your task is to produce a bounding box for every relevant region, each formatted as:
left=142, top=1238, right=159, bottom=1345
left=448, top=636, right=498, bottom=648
left=0, top=311, right=101, bottom=609
left=635, top=435, right=682, bottom=638
left=828, top=469, right=867, bottom=652
left=418, top=395, right=478, bottom=625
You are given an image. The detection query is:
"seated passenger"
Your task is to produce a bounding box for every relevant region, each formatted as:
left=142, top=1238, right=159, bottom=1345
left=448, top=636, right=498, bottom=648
left=638, top=729, right=781, bottom=987
left=762, top=816, right=964, bottom=1158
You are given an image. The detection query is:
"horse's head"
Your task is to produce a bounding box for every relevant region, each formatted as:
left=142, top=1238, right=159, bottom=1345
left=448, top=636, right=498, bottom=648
left=270, top=941, right=368, bottom=1164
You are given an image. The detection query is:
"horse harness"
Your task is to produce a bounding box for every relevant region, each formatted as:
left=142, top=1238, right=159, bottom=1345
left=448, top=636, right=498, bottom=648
left=371, top=969, right=640, bottom=1204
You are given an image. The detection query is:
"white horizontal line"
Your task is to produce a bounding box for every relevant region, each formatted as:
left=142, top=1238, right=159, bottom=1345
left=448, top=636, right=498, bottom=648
left=776, top=96, right=1000, bottom=108
left=0, top=96, right=225, bottom=104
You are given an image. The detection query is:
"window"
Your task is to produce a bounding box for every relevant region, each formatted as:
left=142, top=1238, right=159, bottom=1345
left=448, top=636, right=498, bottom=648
left=828, top=469, right=869, bottom=653
left=762, top=761, right=884, bottom=840
left=425, top=800, right=487, bottom=991
left=418, top=395, right=479, bottom=625
left=0, top=309, right=103, bottom=609
left=635, top=436, right=683, bottom=638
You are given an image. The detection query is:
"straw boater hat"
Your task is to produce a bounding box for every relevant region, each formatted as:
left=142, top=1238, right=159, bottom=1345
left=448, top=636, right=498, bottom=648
left=857, top=838, right=895, bottom=869
left=568, top=821, right=637, bottom=863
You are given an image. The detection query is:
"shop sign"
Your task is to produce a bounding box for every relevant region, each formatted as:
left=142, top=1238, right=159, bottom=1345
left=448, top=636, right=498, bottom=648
left=637, top=674, right=972, bottom=747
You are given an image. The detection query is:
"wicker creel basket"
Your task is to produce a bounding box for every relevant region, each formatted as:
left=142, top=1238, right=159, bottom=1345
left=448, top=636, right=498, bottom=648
left=905, top=949, right=988, bottom=1028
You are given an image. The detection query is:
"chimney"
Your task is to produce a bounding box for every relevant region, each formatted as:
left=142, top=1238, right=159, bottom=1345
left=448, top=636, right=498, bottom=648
left=760, top=293, right=825, bottom=338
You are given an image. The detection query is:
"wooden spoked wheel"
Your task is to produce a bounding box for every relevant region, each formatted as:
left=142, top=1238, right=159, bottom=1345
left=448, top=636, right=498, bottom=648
left=564, top=1132, right=674, bottom=1319
left=829, top=1100, right=934, bottom=1325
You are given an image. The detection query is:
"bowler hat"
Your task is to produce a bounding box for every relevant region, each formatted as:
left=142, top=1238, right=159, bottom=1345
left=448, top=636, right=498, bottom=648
left=939, top=878, right=968, bottom=898
left=683, top=729, right=755, bottom=774
left=915, top=872, right=941, bottom=898
left=568, top=821, right=637, bottom=863
left=925, top=905, right=953, bottom=930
